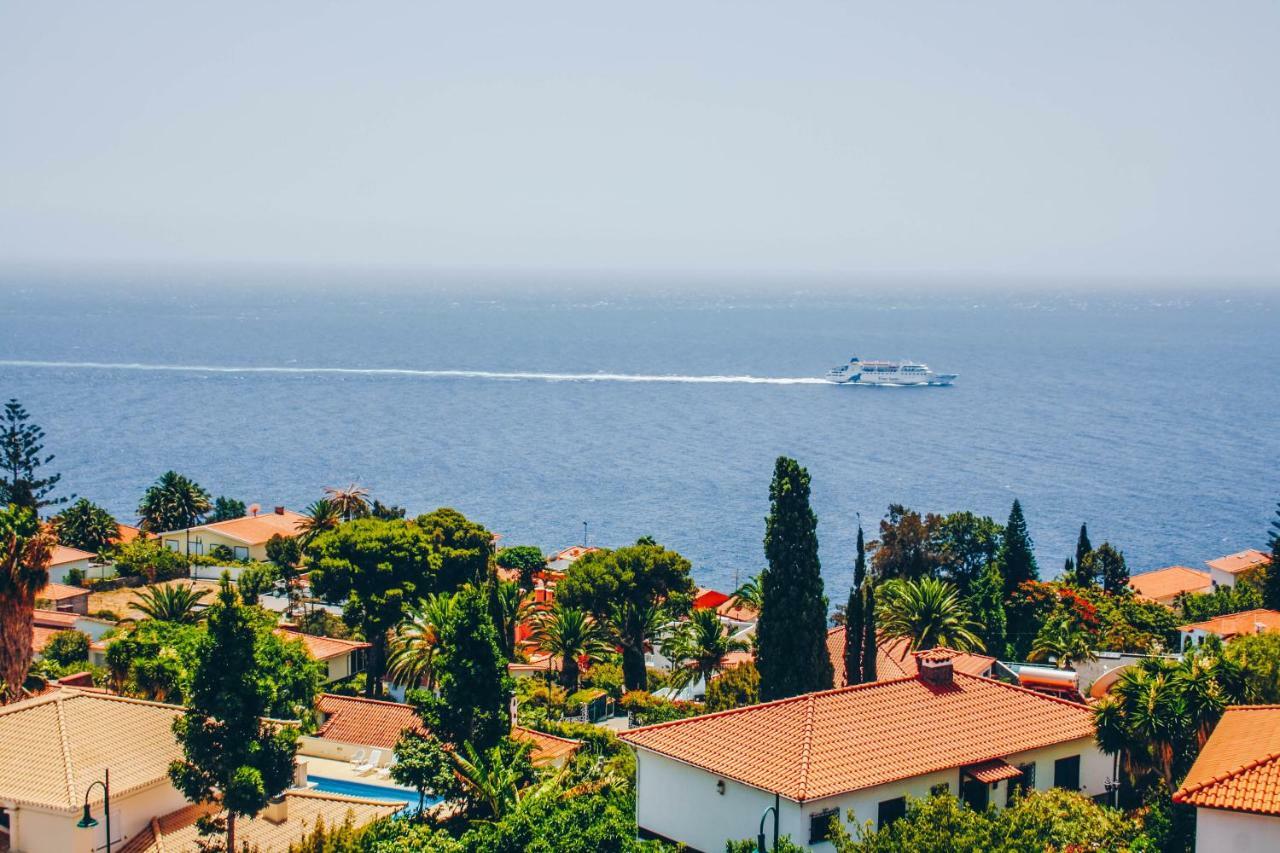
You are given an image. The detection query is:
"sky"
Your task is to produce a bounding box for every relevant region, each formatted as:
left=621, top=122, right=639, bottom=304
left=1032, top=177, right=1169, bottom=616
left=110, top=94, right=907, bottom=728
left=2, top=2, right=1279, bottom=280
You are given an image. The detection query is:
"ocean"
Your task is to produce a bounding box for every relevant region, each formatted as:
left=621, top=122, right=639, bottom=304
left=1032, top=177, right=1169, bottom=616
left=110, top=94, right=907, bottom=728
left=2, top=275, right=1277, bottom=595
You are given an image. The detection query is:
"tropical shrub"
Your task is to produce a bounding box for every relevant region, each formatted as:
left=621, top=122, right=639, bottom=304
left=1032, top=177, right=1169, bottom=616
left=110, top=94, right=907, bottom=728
left=41, top=629, right=89, bottom=667
left=705, top=661, right=760, bottom=712
left=618, top=690, right=700, bottom=725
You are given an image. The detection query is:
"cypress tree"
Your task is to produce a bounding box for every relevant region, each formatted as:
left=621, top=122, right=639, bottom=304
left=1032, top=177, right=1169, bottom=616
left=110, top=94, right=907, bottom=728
left=861, top=580, right=877, bottom=683
left=843, top=526, right=866, bottom=686
left=1266, top=501, right=1280, bottom=611
left=1062, top=557, right=1076, bottom=586
left=757, top=457, right=833, bottom=700
left=969, top=561, right=1007, bottom=658
left=999, top=499, right=1039, bottom=598
left=1075, top=523, right=1093, bottom=580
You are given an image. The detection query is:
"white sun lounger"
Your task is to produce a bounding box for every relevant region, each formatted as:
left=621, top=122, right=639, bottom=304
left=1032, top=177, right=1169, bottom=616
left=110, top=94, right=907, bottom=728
left=355, top=749, right=382, bottom=775
left=347, top=748, right=367, bottom=767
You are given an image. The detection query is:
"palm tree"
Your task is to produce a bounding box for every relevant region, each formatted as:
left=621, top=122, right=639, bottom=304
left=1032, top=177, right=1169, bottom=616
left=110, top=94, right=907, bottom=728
left=450, top=741, right=526, bottom=820
left=661, top=608, right=750, bottom=692
left=493, top=581, right=535, bottom=659
left=529, top=604, right=614, bottom=690
left=1, top=506, right=54, bottom=703
left=1028, top=609, right=1097, bottom=669
left=296, top=498, right=342, bottom=549
left=136, top=471, right=212, bottom=559
left=876, top=577, right=984, bottom=652
left=131, top=583, right=208, bottom=624
left=730, top=572, right=764, bottom=613
left=387, top=592, right=455, bottom=691
left=324, top=485, right=370, bottom=522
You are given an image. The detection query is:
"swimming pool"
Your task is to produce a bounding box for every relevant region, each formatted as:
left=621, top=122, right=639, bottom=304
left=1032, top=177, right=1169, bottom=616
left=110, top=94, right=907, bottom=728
left=305, top=774, right=433, bottom=813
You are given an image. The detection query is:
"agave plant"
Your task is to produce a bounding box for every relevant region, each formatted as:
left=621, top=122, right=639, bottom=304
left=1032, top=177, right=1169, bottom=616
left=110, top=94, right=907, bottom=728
left=131, top=583, right=209, bottom=624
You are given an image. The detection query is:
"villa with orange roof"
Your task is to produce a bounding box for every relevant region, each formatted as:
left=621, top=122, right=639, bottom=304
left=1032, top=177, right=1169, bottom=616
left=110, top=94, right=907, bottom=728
left=1174, top=705, right=1280, bottom=851
left=1205, top=549, right=1271, bottom=589
left=1178, top=609, right=1280, bottom=651
left=46, top=544, right=96, bottom=585
left=620, top=657, right=1107, bottom=851
left=152, top=506, right=306, bottom=561
left=1128, top=566, right=1214, bottom=606
left=275, top=627, right=371, bottom=684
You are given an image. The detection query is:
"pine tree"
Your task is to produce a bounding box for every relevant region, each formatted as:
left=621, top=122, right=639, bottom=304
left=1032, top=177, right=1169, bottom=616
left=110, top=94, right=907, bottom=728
left=0, top=400, right=67, bottom=511
left=1075, top=523, right=1093, bottom=581
left=1091, top=542, right=1129, bottom=595
left=969, top=561, right=1008, bottom=659
left=757, top=457, right=833, bottom=700
left=843, top=526, right=866, bottom=686
left=169, top=576, right=298, bottom=853
left=861, top=580, right=877, bottom=683
left=999, top=500, right=1038, bottom=598
left=1266, top=501, right=1280, bottom=611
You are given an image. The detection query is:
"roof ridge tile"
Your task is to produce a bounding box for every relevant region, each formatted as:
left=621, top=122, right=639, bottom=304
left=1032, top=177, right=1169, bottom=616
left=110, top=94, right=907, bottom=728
left=53, top=694, right=77, bottom=808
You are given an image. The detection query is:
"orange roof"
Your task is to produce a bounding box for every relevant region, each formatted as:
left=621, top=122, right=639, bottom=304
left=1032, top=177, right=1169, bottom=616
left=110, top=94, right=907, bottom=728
left=825, top=627, right=995, bottom=686
left=114, top=523, right=144, bottom=544
left=1128, top=567, right=1213, bottom=601
left=1206, top=549, right=1271, bottom=575
left=620, top=672, right=1094, bottom=802
left=315, top=693, right=425, bottom=749
left=36, top=582, right=90, bottom=601
left=717, top=600, right=759, bottom=623
left=276, top=628, right=371, bottom=661
left=32, top=608, right=78, bottom=629
left=695, top=588, right=732, bottom=610
left=1174, top=706, right=1280, bottom=816
left=512, top=725, right=582, bottom=764
left=32, top=624, right=62, bottom=655
left=1177, top=609, right=1280, bottom=639
left=155, top=509, right=308, bottom=545
left=49, top=544, right=95, bottom=565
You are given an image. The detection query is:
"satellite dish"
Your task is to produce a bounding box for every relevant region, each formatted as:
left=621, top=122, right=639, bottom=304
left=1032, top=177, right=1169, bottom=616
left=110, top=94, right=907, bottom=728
left=248, top=503, right=261, bottom=517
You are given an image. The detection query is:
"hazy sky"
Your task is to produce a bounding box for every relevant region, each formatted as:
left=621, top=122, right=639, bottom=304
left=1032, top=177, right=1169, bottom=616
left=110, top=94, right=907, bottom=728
left=3, top=2, right=1278, bottom=279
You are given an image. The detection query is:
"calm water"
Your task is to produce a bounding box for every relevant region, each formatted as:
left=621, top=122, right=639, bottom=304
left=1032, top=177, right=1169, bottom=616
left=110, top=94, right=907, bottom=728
left=2, top=275, right=1277, bottom=594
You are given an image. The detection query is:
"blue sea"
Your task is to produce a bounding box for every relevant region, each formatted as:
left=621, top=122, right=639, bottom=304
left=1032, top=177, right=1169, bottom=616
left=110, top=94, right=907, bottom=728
left=2, top=274, right=1277, bottom=595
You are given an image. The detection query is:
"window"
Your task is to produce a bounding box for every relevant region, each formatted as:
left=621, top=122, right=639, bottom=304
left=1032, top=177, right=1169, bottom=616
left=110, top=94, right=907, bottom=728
left=877, top=797, right=906, bottom=829
left=808, top=808, right=839, bottom=843
left=233, top=546, right=250, bottom=561
left=1007, top=763, right=1036, bottom=805
left=961, top=777, right=989, bottom=810
left=1054, top=755, right=1081, bottom=791
left=930, top=782, right=950, bottom=797
left=190, top=538, right=204, bottom=556
left=164, top=539, right=181, bottom=552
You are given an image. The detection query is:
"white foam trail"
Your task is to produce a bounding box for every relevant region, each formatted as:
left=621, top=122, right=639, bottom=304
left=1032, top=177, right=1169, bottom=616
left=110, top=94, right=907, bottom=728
left=0, top=359, right=829, bottom=385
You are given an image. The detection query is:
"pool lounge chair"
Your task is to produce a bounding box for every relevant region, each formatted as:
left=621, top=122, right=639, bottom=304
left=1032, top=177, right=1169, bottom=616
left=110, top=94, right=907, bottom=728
left=355, top=749, right=382, bottom=775
left=376, top=756, right=398, bottom=780
left=347, top=749, right=367, bottom=767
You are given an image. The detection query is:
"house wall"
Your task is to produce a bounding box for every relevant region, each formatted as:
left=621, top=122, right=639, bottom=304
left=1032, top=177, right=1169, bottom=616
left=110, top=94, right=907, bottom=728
left=633, top=736, right=1109, bottom=852
left=1208, top=567, right=1238, bottom=589
left=160, top=531, right=267, bottom=562
left=298, top=736, right=391, bottom=767
left=48, top=558, right=94, bottom=586
left=1195, top=807, right=1280, bottom=852
left=326, top=653, right=355, bottom=683
left=7, top=780, right=187, bottom=853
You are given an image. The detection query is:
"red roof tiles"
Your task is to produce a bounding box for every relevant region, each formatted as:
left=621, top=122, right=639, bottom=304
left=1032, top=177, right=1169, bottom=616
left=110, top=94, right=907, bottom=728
left=315, top=694, right=426, bottom=749
left=1175, top=706, right=1280, bottom=816
left=1177, top=609, right=1280, bottom=639
left=825, top=627, right=995, bottom=685
left=620, top=673, right=1094, bottom=802
left=276, top=628, right=371, bottom=661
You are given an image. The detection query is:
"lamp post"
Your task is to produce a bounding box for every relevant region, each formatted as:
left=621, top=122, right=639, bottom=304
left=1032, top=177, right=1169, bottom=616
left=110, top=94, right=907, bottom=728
left=757, top=801, right=778, bottom=852
left=76, top=768, right=110, bottom=853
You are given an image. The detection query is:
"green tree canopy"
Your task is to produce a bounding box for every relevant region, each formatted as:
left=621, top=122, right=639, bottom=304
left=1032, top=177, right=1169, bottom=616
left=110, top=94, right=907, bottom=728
left=756, top=456, right=833, bottom=700
left=137, top=471, right=212, bottom=535
left=872, top=504, right=941, bottom=582
left=998, top=499, right=1039, bottom=598
left=417, top=507, right=495, bottom=592
left=844, top=525, right=867, bottom=686
left=967, top=561, right=1008, bottom=659
left=209, top=496, right=246, bottom=522
left=496, top=544, right=545, bottom=593
left=309, top=517, right=437, bottom=697
left=53, top=498, right=117, bottom=553
left=1084, top=542, right=1129, bottom=595
left=557, top=539, right=695, bottom=692
left=168, top=576, right=300, bottom=852
left=0, top=399, right=66, bottom=511
left=706, top=660, right=760, bottom=712
left=1265, top=499, right=1280, bottom=611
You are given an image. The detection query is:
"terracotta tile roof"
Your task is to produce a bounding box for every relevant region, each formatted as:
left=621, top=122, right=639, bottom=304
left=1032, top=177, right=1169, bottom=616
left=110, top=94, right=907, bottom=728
left=33, top=608, right=78, bottom=629
left=509, top=651, right=562, bottom=674
left=1174, top=705, right=1280, bottom=816
left=825, top=627, right=996, bottom=685
left=695, top=588, right=732, bottom=610
left=0, top=690, right=184, bottom=811
left=965, top=758, right=1023, bottom=783
left=114, top=523, right=144, bottom=544
left=717, top=600, right=760, bottom=623
left=1128, top=566, right=1213, bottom=602
left=36, top=582, right=91, bottom=602
left=1206, top=549, right=1271, bottom=575
left=156, top=509, right=308, bottom=545
left=117, top=789, right=401, bottom=853
left=277, top=628, right=371, bottom=661
left=619, top=673, right=1094, bottom=802
left=1177, top=609, right=1280, bottom=639
left=315, top=694, right=426, bottom=750
left=49, top=544, right=95, bottom=565
left=512, top=726, right=582, bottom=764
left=32, top=624, right=62, bottom=655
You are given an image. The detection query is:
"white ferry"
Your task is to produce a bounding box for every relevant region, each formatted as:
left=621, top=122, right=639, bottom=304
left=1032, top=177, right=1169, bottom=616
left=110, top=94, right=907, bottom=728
left=825, top=356, right=956, bottom=386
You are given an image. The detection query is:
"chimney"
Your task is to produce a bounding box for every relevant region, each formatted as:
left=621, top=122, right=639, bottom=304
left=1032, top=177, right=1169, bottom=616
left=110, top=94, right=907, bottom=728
left=263, top=794, right=288, bottom=824
left=918, top=656, right=954, bottom=687
left=274, top=506, right=285, bottom=515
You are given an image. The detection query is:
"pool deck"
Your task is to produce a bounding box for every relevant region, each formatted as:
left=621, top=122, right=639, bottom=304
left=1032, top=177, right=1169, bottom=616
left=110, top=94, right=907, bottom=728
left=299, top=755, right=401, bottom=788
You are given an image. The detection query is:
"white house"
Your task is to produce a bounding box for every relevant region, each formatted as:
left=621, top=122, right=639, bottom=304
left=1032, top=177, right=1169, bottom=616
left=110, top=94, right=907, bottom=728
left=275, top=627, right=371, bottom=684
left=1204, top=549, right=1270, bottom=589
left=1177, top=609, right=1280, bottom=652
left=620, top=657, right=1109, bottom=852
left=46, top=545, right=97, bottom=585
left=152, top=506, right=306, bottom=562
left=1174, top=705, right=1280, bottom=852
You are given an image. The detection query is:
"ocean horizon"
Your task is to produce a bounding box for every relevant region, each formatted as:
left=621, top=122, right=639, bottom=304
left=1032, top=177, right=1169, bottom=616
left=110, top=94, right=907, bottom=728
left=3, top=275, right=1277, bottom=595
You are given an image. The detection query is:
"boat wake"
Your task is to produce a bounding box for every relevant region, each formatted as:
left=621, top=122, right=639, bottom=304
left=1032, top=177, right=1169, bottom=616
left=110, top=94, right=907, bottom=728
left=0, top=359, right=830, bottom=385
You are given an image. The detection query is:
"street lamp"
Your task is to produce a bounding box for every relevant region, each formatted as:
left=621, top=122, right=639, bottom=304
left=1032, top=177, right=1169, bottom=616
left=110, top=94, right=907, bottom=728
left=76, top=768, right=111, bottom=853
left=757, top=802, right=778, bottom=852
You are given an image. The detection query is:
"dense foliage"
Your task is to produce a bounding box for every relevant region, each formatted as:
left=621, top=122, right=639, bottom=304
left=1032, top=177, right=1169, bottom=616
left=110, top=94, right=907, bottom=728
left=705, top=661, right=760, bottom=711
left=496, top=545, right=545, bottom=593
left=54, top=498, right=117, bottom=553
left=137, top=470, right=211, bottom=534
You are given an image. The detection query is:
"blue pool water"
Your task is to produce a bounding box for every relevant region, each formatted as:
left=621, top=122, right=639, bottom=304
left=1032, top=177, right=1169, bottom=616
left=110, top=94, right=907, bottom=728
left=306, top=774, right=432, bottom=812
